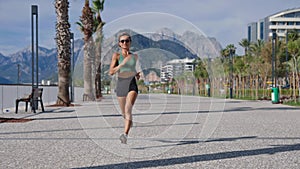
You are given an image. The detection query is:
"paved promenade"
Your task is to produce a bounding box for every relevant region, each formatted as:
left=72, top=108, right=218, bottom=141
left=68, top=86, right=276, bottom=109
left=0, top=94, right=299, bottom=169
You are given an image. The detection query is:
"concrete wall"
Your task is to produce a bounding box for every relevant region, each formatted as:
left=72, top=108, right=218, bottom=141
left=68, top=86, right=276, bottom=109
left=0, top=85, right=84, bottom=113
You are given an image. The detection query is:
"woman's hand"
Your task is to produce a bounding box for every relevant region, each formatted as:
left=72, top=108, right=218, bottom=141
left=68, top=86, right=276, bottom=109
left=135, top=72, right=140, bottom=80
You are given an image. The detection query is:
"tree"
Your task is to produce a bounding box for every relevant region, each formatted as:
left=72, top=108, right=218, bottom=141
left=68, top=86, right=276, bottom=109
left=288, top=29, right=299, bottom=42
left=287, top=39, right=300, bottom=102
left=226, top=44, right=236, bottom=98
left=239, top=38, right=250, bottom=56
left=249, top=40, right=265, bottom=99
left=92, top=0, right=105, bottom=100
left=193, top=58, right=209, bottom=96
left=55, top=0, right=71, bottom=106
left=80, top=0, right=95, bottom=101
left=234, top=56, right=246, bottom=98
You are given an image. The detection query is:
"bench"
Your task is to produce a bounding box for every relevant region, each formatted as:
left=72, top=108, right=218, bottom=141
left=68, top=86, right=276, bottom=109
left=15, top=88, right=45, bottom=113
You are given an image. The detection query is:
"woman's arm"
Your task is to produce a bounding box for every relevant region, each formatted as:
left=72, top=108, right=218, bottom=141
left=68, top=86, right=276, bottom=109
left=109, top=53, right=121, bottom=75
left=135, top=54, right=142, bottom=80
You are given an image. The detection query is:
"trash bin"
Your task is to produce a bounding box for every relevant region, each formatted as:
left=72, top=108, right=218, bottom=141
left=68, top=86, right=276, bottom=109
left=271, top=87, right=279, bottom=104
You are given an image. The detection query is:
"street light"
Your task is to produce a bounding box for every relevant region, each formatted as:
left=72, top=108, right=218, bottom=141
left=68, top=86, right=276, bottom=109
left=31, top=5, right=38, bottom=113
left=70, top=32, right=74, bottom=102
left=285, top=30, right=289, bottom=85
left=272, top=30, right=277, bottom=88
left=271, top=30, right=280, bottom=104
left=17, top=64, right=20, bottom=84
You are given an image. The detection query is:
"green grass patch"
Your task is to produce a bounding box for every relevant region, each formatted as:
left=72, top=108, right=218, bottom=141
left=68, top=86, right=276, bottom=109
left=283, top=100, right=300, bottom=107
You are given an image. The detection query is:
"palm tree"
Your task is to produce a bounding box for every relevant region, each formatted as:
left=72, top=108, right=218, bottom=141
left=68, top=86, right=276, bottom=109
left=226, top=44, right=236, bottom=98
left=288, top=29, right=299, bottom=42
left=193, top=58, right=209, bottom=96
left=260, top=42, right=272, bottom=97
left=239, top=38, right=250, bottom=56
left=234, top=56, right=246, bottom=98
left=80, top=0, right=95, bottom=101
left=249, top=40, right=265, bottom=99
left=250, top=39, right=264, bottom=57
left=55, top=0, right=71, bottom=106
left=287, top=39, right=300, bottom=102
left=92, top=0, right=105, bottom=100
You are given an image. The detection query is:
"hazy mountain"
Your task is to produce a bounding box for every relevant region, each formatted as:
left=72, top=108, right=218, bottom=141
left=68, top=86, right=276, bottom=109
left=0, top=39, right=83, bottom=84
left=151, top=28, right=222, bottom=58
left=0, top=28, right=222, bottom=84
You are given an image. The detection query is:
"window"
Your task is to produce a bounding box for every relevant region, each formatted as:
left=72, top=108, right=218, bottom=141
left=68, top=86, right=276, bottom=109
left=284, top=13, right=295, bottom=18
left=260, top=22, right=264, bottom=39
left=248, top=26, right=251, bottom=41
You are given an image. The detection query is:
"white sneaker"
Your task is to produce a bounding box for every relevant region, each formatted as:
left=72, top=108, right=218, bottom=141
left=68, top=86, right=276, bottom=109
left=119, top=134, right=127, bottom=144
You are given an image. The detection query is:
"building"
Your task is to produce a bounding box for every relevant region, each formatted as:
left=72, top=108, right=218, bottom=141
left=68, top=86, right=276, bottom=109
left=145, top=71, right=160, bottom=83
left=160, top=64, right=173, bottom=83
left=160, top=57, right=195, bottom=83
left=248, top=7, right=300, bottom=42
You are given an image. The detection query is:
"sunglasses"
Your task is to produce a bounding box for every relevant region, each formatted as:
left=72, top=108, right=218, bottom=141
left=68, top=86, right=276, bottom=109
left=119, top=39, right=130, bottom=43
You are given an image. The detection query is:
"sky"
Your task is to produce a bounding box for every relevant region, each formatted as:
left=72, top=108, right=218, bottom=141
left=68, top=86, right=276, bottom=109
left=0, top=0, right=299, bottom=56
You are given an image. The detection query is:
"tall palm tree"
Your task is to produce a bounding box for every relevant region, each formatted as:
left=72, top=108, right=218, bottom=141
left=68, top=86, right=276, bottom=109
left=250, top=40, right=265, bottom=99
left=193, top=58, right=209, bottom=96
left=226, top=44, right=236, bottom=98
left=92, top=0, right=105, bottom=100
left=55, top=0, right=71, bottom=106
left=287, top=39, right=300, bottom=102
left=260, top=42, right=272, bottom=96
left=80, top=0, right=95, bottom=101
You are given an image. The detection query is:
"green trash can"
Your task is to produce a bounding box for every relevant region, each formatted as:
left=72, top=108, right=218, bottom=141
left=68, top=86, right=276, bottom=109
left=271, top=87, right=279, bottom=104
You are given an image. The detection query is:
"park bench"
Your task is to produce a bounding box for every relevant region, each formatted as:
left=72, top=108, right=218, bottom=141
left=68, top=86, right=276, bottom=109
left=15, top=88, right=45, bottom=113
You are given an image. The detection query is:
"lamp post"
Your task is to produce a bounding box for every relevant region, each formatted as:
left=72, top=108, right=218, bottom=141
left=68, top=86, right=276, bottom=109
left=17, top=64, right=20, bottom=84
left=285, top=30, right=289, bottom=85
left=272, top=30, right=277, bottom=88
left=70, top=32, right=74, bottom=102
left=31, top=5, right=38, bottom=113
left=271, top=30, right=280, bottom=104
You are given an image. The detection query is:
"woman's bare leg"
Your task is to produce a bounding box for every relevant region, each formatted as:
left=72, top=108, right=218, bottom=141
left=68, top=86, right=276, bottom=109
left=117, top=96, right=126, bottom=117
left=124, top=91, right=138, bottom=134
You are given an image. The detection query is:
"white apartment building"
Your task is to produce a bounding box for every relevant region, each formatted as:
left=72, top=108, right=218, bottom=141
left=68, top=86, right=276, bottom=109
left=248, top=7, right=300, bottom=42
left=160, top=57, right=195, bottom=82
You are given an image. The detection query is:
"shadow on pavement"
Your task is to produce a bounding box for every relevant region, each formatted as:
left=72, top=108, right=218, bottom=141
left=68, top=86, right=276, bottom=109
left=73, top=143, right=300, bottom=169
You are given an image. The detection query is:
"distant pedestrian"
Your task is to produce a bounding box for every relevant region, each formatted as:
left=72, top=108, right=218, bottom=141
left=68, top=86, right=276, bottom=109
left=109, top=32, right=141, bottom=144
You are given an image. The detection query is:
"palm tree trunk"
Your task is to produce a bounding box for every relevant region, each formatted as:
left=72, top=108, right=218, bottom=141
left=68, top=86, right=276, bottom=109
left=55, top=0, right=71, bottom=106
left=83, top=39, right=95, bottom=101
left=81, top=0, right=95, bottom=101
left=242, top=76, right=245, bottom=98
left=94, top=29, right=103, bottom=99
left=255, top=75, right=259, bottom=100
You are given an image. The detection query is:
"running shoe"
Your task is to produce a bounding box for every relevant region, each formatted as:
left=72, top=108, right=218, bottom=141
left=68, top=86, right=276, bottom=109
left=119, top=133, right=127, bottom=144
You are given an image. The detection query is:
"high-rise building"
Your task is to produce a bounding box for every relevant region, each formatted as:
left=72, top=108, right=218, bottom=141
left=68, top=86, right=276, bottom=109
left=248, top=8, right=300, bottom=42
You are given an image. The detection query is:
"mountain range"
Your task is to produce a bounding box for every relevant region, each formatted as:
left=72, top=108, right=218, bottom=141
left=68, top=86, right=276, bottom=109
left=0, top=28, right=222, bottom=84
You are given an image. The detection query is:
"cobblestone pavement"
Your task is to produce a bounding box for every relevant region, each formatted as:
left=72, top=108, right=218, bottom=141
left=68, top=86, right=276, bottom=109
left=0, top=94, right=299, bottom=169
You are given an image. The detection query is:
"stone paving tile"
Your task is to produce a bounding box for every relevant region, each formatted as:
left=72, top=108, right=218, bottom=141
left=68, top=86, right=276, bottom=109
left=0, top=94, right=299, bottom=169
